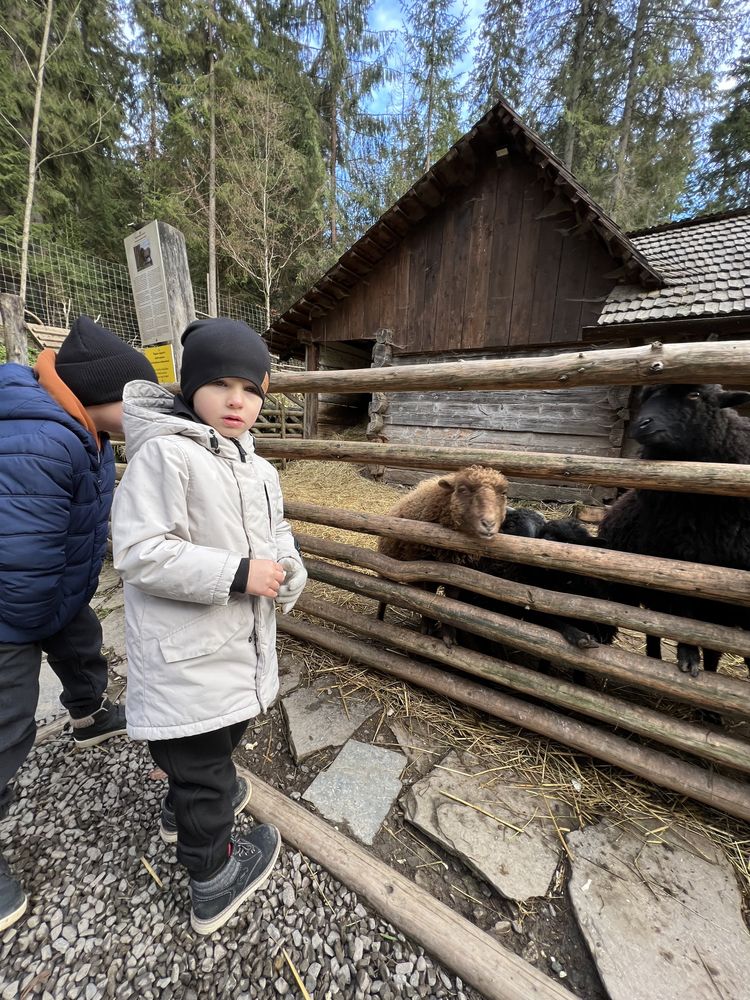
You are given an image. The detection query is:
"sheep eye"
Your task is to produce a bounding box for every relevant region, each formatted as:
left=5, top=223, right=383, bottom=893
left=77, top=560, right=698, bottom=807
left=686, top=392, right=701, bottom=401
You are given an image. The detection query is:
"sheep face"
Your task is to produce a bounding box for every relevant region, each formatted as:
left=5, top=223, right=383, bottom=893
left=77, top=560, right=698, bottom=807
left=437, top=467, right=508, bottom=540
left=631, top=384, right=750, bottom=457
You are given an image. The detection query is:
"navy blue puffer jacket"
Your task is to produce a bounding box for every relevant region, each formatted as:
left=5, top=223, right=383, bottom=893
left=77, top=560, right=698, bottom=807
left=0, top=363, right=115, bottom=643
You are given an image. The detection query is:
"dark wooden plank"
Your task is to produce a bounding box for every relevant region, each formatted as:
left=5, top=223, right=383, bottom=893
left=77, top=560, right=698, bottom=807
left=461, top=175, right=497, bottom=350
left=386, top=403, right=622, bottom=435
left=508, top=179, right=546, bottom=346
left=406, top=230, right=428, bottom=352
left=581, top=238, right=621, bottom=329
left=550, top=236, right=591, bottom=343
left=432, top=201, right=457, bottom=353
left=528, top=204, right=566, bottom=344
left=485, top=162, right=525, bottom=348
left=444, top=195, right=474, bottom=353
left=384, top=422, right=621, bottom=456
left=419, top=213, right=445, bottom=353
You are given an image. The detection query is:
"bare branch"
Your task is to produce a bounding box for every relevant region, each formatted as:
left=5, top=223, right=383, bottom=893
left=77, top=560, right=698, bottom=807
left=0, top=24, right=37, bottom=79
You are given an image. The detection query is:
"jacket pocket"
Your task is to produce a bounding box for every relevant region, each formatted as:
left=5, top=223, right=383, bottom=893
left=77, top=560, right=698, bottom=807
left=158, top=600, right=252, bottom=664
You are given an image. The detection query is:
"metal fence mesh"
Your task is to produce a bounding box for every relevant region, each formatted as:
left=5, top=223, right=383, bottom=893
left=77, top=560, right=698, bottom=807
left=0, top=225, right=267, bottom=346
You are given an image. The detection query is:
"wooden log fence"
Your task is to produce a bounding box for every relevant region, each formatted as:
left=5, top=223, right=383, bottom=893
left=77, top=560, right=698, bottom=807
left=295, top=533, right=750, bottom=661
left=285, top=502, right=750, bottom=608
left=294, top=593, right=750, bottom=773
left=257, top=438, right=750, bottom=496
left=303, top=558, right=750, bottom=718
left=270, top=340, right=750, bottom=394
left=277, top=616, right=750, bottom=823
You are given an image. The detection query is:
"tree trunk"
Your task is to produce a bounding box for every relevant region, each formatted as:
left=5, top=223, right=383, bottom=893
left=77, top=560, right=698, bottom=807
left=562, top=0, right=590, bottom=170
left=19, top=0, right=54, bottom=303
left=611, top=0, right=648, bottom=214
left=0, top=294, right=27, bottom=363
left=206, top=7, right=218, bottom=316
left=330, top=89, right=338, bottom=246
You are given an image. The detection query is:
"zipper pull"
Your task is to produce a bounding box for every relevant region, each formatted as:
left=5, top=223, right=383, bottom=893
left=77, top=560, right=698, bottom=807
left=209, top=430, right=220, bottom=454
left=236, top=440, right=247, bottom=463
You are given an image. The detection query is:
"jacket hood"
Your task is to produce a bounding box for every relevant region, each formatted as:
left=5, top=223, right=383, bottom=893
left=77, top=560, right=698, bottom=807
left=122, top=380, right=256, bottom=461
left=0, top=362, right=99, bottom=458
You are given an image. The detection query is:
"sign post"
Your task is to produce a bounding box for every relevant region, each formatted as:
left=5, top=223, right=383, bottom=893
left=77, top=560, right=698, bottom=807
left=124, top=220, right=195, bottom=381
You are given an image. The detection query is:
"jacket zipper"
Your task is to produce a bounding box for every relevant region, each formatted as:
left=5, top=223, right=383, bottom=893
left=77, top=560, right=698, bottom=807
left=232, top=439, right=247, bottom=463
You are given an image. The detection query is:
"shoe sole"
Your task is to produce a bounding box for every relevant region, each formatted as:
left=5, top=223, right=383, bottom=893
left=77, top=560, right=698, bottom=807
left=0, top=893, right=28, bottom=932
left=73, top=726, right=128, bottom=749
left=160, top=782, right=253, bottom=845
left=190, top=827, right=281, bottom=936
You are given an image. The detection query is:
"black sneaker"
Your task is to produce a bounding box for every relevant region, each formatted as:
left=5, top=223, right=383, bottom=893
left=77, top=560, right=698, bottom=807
left=160, top=776, right=252, bottom=844
left=190, top=824, right=281, bottom=936
left=0, top=856, right=27, bottom=933
left=71, top=698, right=127, bottom=749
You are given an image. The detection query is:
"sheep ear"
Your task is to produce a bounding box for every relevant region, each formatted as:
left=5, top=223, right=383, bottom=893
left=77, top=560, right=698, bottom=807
left=717, top=390, right=750, bottom=410
left=437, top=476, right=455, bottom=491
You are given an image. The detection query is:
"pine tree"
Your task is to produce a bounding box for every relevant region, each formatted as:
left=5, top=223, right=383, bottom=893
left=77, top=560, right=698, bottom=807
left=699, top=52, right=750, bottom=211
left=471, top=0, right=528, bottom=116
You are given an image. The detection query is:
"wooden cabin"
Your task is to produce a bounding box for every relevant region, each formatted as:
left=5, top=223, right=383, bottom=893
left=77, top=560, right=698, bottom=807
left=267, top=97, right=750, bottom=502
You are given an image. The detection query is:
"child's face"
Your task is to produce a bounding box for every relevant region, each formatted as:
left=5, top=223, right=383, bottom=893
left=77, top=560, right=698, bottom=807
left=192, top=377, right=264, bottom=438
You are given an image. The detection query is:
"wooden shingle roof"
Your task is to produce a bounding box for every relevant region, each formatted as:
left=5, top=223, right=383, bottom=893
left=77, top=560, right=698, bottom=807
left=598, top=209, right=750, bottom=326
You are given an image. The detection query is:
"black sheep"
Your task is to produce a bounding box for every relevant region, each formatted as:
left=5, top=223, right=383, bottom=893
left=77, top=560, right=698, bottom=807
left=597, top=383, right=750, bottom=676
left=455, top=512, right=617, bottom=656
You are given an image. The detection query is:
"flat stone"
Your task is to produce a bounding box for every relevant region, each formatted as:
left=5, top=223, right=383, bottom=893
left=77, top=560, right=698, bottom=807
left=567, top=819, right=750, bottom=1000
left=402, top=751, right=574, bottom=901
left=389, top=720, right=443, bottom=776
left=282, top=686, right=377, bottom=762
left=303, top=739, right=405, bottom=844
left=277, top=653, right=305, bottom=698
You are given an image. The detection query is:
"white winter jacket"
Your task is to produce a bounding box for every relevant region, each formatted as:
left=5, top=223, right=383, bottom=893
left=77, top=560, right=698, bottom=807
left=111, top=381, right=304, bottom=741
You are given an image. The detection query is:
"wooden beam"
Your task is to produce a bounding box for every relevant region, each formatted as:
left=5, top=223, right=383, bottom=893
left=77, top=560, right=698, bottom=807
left=284, top=502, right=750, bottom=609
left=303, top=558, right=750, bottom=717
left=277, top=617, right=750, bottom=822
left=295, top=533, right=750, bottom=661
left=295, top=594, right=750, bottom=773
left=256, top=439, right=750, bottom=497
left=269, top=340, right=750, bottom=393
left=303, top=343, right=320, bottom=440
left=240, top=769, right=578, bottom=1000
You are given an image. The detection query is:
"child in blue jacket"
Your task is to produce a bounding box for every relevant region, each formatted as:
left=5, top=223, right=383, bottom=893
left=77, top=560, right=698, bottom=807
left=0, top=315, right=157, bottom=931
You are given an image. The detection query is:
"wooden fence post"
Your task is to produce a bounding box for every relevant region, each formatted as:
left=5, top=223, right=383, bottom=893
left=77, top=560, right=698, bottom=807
left=0, top=294, right=27, bottom=363
left=303, top=342, right=320, bottom=439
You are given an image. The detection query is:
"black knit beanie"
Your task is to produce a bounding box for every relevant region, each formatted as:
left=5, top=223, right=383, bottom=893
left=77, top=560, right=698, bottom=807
left=179, top=318, right=271, bottom=402
left=56, top=316, right=158, bottom=406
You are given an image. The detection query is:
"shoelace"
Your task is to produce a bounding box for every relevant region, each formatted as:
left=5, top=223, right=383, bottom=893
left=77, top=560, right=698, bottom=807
left=230, top=838, right=260, bottom=862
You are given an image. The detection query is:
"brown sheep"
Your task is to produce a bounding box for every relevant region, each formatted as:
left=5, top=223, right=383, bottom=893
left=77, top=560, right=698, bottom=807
left=376, top=465, right=509, bottom=636
left=378, top=465, right=508, bottom=563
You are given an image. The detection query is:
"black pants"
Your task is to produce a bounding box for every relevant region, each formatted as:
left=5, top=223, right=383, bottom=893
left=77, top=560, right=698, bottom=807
left=148, top=720, right=249, bottom=880
left=0, top=604, right=108, bottom=819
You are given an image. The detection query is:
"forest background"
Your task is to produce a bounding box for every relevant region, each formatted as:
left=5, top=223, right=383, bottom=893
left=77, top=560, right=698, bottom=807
left=1, top=0, right=748, bottom=328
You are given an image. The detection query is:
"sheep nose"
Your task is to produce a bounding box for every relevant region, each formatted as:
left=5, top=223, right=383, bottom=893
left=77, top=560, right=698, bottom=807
left=480, top=518, right=496, bottom=532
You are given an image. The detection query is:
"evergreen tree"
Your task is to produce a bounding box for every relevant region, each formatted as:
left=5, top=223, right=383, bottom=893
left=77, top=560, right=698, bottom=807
left=699, top=52, right=750, bottom=211
left=0, top=0, right=135, bottom=259
left=471, top=0, right=528, bottom=116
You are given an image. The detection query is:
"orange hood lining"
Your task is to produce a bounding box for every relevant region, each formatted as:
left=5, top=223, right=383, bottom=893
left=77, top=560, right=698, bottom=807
left=34, top=349, right=100, bottom=443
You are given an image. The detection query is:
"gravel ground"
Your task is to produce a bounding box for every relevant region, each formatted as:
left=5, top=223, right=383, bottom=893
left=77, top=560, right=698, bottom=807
left=0, top=730, right=485, bottom=1000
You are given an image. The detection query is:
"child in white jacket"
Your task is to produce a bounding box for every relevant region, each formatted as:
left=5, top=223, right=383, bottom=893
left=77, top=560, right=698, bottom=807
left=111, top=318, right=307, bottom=935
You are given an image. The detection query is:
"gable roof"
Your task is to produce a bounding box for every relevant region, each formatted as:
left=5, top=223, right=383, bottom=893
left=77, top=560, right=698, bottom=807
left=598, top=209, right=750, bottom=326
left=268, top=96, right=663, bottom=352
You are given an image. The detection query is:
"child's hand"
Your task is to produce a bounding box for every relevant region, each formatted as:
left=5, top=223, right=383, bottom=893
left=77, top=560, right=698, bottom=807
left=245, top=559, right=286, bottom=597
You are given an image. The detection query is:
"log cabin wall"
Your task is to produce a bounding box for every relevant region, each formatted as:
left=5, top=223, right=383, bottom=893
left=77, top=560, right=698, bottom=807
left=380, top=349, right=631, bottom=504
left=311, top=148, right=618, bottom=354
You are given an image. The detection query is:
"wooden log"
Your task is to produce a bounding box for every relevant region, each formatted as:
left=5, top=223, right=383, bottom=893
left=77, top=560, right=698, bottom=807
left=269, top=340, right=750, bottom=394
left=256, top=438, right=750, bottom=496
left=286, top=502, right=750, bottom=608
left=239, top=772, right=578, bottom=1000
left=295, top=594, right=750, bottom=773
left=295, top=533, right=750, bottom=661
left=277, top=616, right=750, bottom=822
left=303, top=342, right=320, bottom=439
left=0, top=293, right=27, bottom=364
left=304, top=558, right=750, bottom=717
